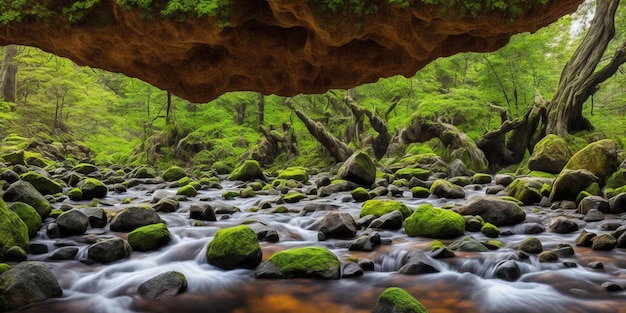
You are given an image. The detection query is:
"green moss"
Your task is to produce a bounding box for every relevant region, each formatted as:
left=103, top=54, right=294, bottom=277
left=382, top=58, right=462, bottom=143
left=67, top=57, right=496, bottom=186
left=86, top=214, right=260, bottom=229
left=575, top=191, right=591, bottom=204
left=395, top=167, right=430, bottom=180
left=135, top=166, right=157, bottom=178
left=67, top=187, right=83, bottom=201
left=228, top=160, right=263, bottom=181
left=480, top=222, right=499, bottom=238
left=211, top=161, right=233, bottom=175
left=360, top=199, right=412, bottom=218
left=351, top=187, right=371, bottom=202
left=9, top=202, right=41, bottom=239
left=273, top=205, right=288, bottom=213
left=605, top=169, right=626, bottom=189
left=176, top=184, right=198, bottom=197
left=411, top=186, right=430, bottom=198
left=584, top=182, right=600, bottom=196
left=472, top=173, right=492, bottom=184
left=0, top=199, right=29, bottom=261
left=563, top=139, right=618, bottom=181
left=282, top=192, right=305, bottom=203
left=539, top=183, right=551, bottom=197
left=206, top=225, right=262, bottom=270
left=127, top=223, right=171, bottom=251
left=20, top=171, right=63, bottom=195
left=528, top=171, right=556, bottom=178
left=72, top=163, right=98, bottom=174
left=392, top=178, right=409, bottom=187
left=277, top=167, right=309, bottom=183
left=430, top=240, right=445, bottom=251
left=263, top=246, right=339, bottom=274
left=377, top=287, right=428, bottom=313
left=49, top=209, right=63, bottom=219
left=484, top=240, right=504, bottom=249
left=0, top=263, right=10, bottom=274
left=404, top=204, right=465, bottom=239
left=162, top=165, right=187, bottom=181
left=222, top=190, right=239, bottom=199
left=177, top=176, right=191, bottom=186
left=79, top=178, right=108, bottom=199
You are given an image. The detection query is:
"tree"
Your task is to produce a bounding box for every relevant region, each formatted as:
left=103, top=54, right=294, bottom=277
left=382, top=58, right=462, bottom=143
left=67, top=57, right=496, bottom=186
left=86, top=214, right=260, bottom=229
left=546, top=0, right=626, bottom=136
left=0, top=45, right=17, bottom=104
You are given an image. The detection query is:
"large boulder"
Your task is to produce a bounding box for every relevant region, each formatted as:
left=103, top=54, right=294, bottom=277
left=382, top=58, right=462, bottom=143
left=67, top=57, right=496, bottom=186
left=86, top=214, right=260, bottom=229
left=109, top=206, right=162, bottom=232
left=430, top=179, right=465, bottom=199
left=458, top=197, right=526, bottom=226
left=0, top=199, right=29, bottom=261
left=87, top=238, right=132, bottom=263
left=161, top=166, right=187, bottom=182
left=138, top=271, right=187, bottom=300
left=527, top=134, right=572, bottom=174
left=128, top=223, right=171, bottom=251
left=3, top=181, right=52, bottom=218
left=549, top=169, right=598, bottom=202
left=0, top=262, right=62, bottom=311
left=399, top=250, right=441, bottom=275
left=277, top=167, right=309, bottom=183
left=337, top=151, right=376, bottom=186
left=9, top=202, right=41, bottom=239
left=78, top=178, right=108, bottom=200
left=56, top=209, right=89, bottom=236
left=405, top=204, right=465, bottom=239
left=255, top=246, right=340, bottom=279
left=228, top=160, right=264, bottom=181
left=318, top=211, right=358, bottom=239
left=372, top=287, right=428, bottom=313
left=360, top=199, right=412, bottom=219
left=206, top=225, right=262, bottom=270
left=506, top=177, right=553, bottom=205
left=20, top=171, right=63, bottom=195
left=562, top=139, right=618, bottom=181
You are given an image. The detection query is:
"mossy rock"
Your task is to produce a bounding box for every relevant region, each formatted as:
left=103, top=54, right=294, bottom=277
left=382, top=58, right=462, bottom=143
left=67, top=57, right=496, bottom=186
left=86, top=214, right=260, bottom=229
left=337, top=151, right=376, bottom=186
left=72, top=163, right=98, bottom=175
left=430, top=240, right=446, bottom=251
left=282, top=192, right=305, bottom=203
left=0, top=199, right=29, bottom=261
left=472, top=173, right=492, bottom=184
left=528, top=171, right=556, bottom=178
left=228, top=160, right=264, bottom=181
left=67, top=187, right=83, bottom=201
left=206, top=225, right=262, bottom=270
left=3, top=181, right=52, bottom=218
left=605, top=168, right=626, bottom=189
left=562, top=139, right=618, bottom=181
left=0, top=263, right=9, bottom=275
left=222, top=190, right=239, bottom=199
left=176, top=185, right=198, bottom=197
left=395, top=168, right=430, bottom=181
left=372, top=287, right=428, bottom=313
left=255, top=246, right=340, bottom=279
left=79, top=178, right=108, bottom=200
left=527, top=134, right=572, bottom=174
left=135, top=166, right=157, bottom=178
left=162, top=166, right=187, bottom=182
left=277, top=167, right=309, bottom=183
left=9, top=202, right=41, bottom=239
left=360, top=199, right=412, bottom=219
left=128, top=223, right=171, bottom=252
left=0, top=149, right=25, bottom=166
left=211, top=161, right=233, bottom=175
left=430, top=179, right=465, bottom=199
left=506, top=177, right=551, bottom=205
left=480, top=222, right=499, bottom=238
left=411, top=186, right=430, bottom=198
left=239, top=186, right=256, bottom=198
left=405, top=204, right=465, bottom=239
left=20, top=171, right=63, bottom=195
left=273, top=205, right=288, bottom=213
left=178, top=176, right=191, bottom=186
left=351, top=187, right=371, bottom=202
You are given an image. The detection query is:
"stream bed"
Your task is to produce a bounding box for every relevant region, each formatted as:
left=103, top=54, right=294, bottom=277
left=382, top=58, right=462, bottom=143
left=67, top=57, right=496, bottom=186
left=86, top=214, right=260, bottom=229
left=9, top=178, right=626, bottom=313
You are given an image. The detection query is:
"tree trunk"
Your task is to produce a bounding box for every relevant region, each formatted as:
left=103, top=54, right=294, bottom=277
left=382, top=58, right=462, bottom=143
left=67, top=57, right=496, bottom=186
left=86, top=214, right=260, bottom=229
left=166, top=91, right=172, bottom=124
left=257, top=92, right=264, bottom=127
left=344, top=95, right=391, bottom=160
left=546, top=0, right=625, bottom=136
left=285, top=98, right=353, bottom=162
left=0, top=45, right=18, bottom=104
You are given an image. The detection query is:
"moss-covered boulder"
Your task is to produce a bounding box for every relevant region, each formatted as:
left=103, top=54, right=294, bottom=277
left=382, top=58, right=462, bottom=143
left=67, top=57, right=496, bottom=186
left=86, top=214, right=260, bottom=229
left=9, top=202, right=41, bottom=239
left=430, top=179, right=465, bottom=199
left=128, top=223, right=171, bottom=252
left=351, top=187, right=371, bottom=202
left=228, top=160, right=264, bottom=181
left=162, top=166, right=186, bottom=182
left=176, top=185, right=198, bottom=197
left=1, top=149, right=25, bottom=166
left=605, top=168, right=626, bottom=189
left=527, top=134, right=572, bottom=174
left=3, top=181, right=51, bottom=219
left=562, top=139, right=618, bottom=181
left=211, top=161, right=233, bottom=175
left=282, top=191, right=305, bottom=203
left=0, top=261, right=63, bottom=312
left=395, top=168, right=430, bottom=181
left=405, top=204, right=465, bottom=239
left=20, top=171, right=62, bottom=195
left=66, top=187, right=83, bottom=201
left=480, top=222, right=500, bottom=238
left=78, top=178, right=108, bottom=200
left=360, top=199, right=412, bottom=219
left=411, top=186, right=430, bottom=198
left=472, top=173, right=492, bottom=184
left=549, top=169, right=599, bottom=202
left=458, top=197, right=526, bottom=226
left=372, top=287, right=428, bottom=313
left=277, top=167, right=309, bottom=183
left=337, top=151, right=376, bottom=186
left=506, top=177, right=553, bottom=205
left=206, top=225, right=262, bottom=270
left=0, top=199, right=29, bottom=261
left=135, top=166, right=157, bottom=179
left=255, top=246, right=340, bottom=279
left=72, top=163, right=98, bottom=175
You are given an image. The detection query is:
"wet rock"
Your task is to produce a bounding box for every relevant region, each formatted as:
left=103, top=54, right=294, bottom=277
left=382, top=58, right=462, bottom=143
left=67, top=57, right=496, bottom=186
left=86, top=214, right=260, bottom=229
left=73, top=163, right=98, bottom=175
left=358, top=259, right=375, bottom=271
left=480, top=222, right=499, bottom=238
left=110, top=206, right=162, bottom=232
left=549, top=169, right=598, bottom=202
left=82, top=207, right=108, bottom=228
left=494, top=174, right=515, bottom=187
left=56, top=209, right=89, bottom=236
left=405, top=204, right=465, bottom=239
left=0, top=261, right=62, bottom=311
left=410, top=186, right=430, bottom=198
left=319, top=211, right=358, bottom=239
left=3, top=181, right=52, bottom=218
left=206, top=225, right=261, bottom=270
left=430, top=179, right=465, bottom=199
left=372, top=287, right=428, bottom=313
left=506, top=177, right=551, bottom=205
left=189, top=204, right=217, bottom=221
left=341, top=262, right=363, bottom=278
left=582, top=209, right=604, bottom=222
left=348, top=235, right=374, bottom=251
left=337, top=151, right=376, bottom=186
left=46, top=223, right=60, bottom=239
left=450, top=237, right=489, bottom=252
left=0, top=169, right=19, bottom=183
left=357, top=214, right=377, bottom=228
left=552, top=244, right=575, bottom=258
left=128, top=223, right=171, bottom=252
left=369, top=186, right=389, bottom=198
left=617, top=232, right=626, bottom=248
left=87, top=238, right=132, bottom=263
left=20, top=171, right=63, bottom=195
left=601, top=282, right=623, bottom=292
left=48, top=246, right=79, bottom=260
left=608, top=193, right=626, bottom=213
left=138, top=271, right=187, bottom=300
left=369, top=210, right=404, bottom=230
left=430, top=247, right=455, bottom=259
left=587, top=262, right=604, bottom=269
left=153, top=198, right=179, bottom=212
left=485, top=185, right=505, bottom=195
left=387, top=184, right=403, bottom=197
left=494, top=260, right=521, bottom=281
left=318, top=180, right=358, bottom=197
left=256, top=246, right=340, bottom=279
left=360, top=199, right=411, bottom=219
left=518, top=237, right=543, bottom=254
left=517, top=222, right=545, bottom=234
left=538, top=251, right=558, bottom=262
left=464, top=216, right=484, bottom=232
left=575, top=230, right=597, bottom=247
left=577, top=196, right=609, bottom=214
left=78, top=178, right=108, bottom=200
left=314, top=176, right=331, bottom=188
left=458, top=197, right=526, bottom=226
left=549, top=217, right=579, bottom=234
left=399, top=251, right=440, bottom=275
left=600, top=221, right=622, bottom=231
left=264, top=229, right=279, bottom=243
left=351, top=187, right=371, bottom=202
left=591, top=234, right=617, bottom=251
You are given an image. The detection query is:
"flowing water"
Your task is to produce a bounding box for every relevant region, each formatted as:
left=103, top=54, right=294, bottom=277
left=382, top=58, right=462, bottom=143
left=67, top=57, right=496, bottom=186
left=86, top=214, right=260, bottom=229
left=9, top=179, right=626, bottom=313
